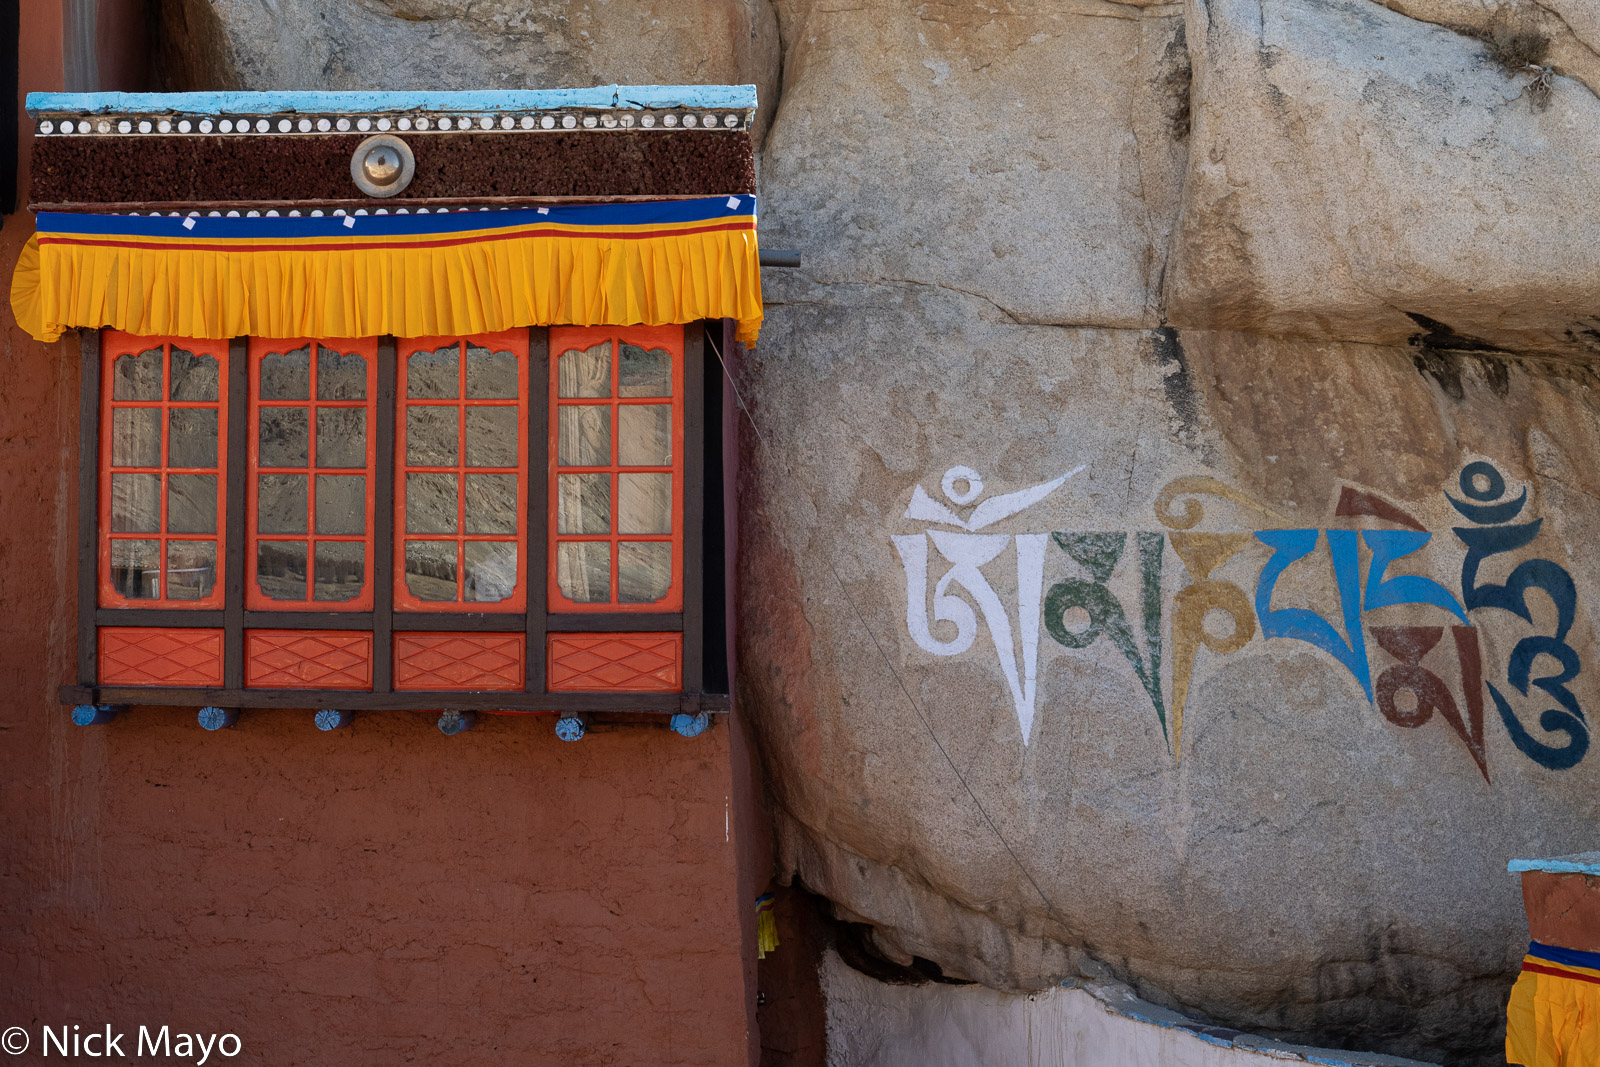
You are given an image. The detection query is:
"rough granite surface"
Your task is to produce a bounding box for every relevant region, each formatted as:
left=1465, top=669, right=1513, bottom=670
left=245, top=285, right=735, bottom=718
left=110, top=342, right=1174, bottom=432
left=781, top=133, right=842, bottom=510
left=167, top=1, right=1600, bottom=1062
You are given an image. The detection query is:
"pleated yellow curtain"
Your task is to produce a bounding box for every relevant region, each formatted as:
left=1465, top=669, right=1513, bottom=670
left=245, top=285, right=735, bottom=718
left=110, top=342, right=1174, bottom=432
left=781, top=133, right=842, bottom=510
left=1507, top=943, right=1600, bottom=1067
left=10, top=198, right=764, bottom=347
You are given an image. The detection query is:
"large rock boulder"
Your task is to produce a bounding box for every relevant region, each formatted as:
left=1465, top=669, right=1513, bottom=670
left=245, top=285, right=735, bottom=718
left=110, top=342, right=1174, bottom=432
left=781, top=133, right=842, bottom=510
left=158, top=0, right=1600, bottom=1061
left=747, top=2, right=1600, bottom=1063
left=1165, top=0, right=1600, bottom=357
left=156, top=0, right=780, bottom=132
left=741, top=304, right=1600, bottom=1063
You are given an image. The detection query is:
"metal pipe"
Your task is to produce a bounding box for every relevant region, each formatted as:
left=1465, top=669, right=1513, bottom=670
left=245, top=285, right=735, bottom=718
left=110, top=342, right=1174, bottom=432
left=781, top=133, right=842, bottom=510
left=759, top=249, right=801, bottom=268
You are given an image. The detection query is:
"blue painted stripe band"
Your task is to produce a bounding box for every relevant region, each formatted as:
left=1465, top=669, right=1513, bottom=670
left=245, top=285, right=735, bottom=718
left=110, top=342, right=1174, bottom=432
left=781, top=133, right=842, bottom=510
left=27, top=85, right=758, bottom=117
left=1527, top=941, right=1600, bottom=971
left=1509, top=853, right=1600, bottom=875
left=37, top=197, right=756, bottom=240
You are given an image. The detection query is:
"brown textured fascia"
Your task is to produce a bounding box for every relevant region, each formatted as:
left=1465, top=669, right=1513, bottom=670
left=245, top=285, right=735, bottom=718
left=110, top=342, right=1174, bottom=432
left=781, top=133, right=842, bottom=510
left=29, top=131, right=756, bottom=207
left=1522, top=870, right=1600, bottom=953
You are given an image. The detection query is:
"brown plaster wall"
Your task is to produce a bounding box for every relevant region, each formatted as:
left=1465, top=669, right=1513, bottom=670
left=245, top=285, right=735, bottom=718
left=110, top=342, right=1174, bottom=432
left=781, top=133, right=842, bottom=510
left=2, top=703, right=761, bottom=1064
left=1521, top=871, right=1600, bottom=954
left=0, top=12, right=769, bottom=1062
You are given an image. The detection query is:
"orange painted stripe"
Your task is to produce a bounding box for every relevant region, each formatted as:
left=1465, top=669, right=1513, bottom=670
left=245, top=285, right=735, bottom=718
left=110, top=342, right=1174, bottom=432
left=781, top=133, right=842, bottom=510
left=1522, top=962, right=1600, bottom=986
left=36, top=219, right=754, bottom=255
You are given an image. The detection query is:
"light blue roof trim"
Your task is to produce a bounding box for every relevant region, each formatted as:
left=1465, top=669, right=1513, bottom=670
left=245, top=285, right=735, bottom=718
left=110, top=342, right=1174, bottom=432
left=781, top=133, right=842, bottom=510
left=26, top=85, right=758, bottom=117
left=1509, top=851, right=1600, bottom=875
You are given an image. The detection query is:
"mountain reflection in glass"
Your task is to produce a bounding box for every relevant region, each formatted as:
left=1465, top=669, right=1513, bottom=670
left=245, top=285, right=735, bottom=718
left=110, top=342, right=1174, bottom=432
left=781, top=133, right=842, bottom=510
left=405, top=540, right=457, bottom=601
left=111, top=408, right=160, bottom=467
left=465, top=542, right=516, bottom=602
left=314, top=541, right=363, bottom=601
left=619, top=542, right=671, bottom=603
left=256, top=540, right=306, bottom=601
left=557, top=542, right=610, bottom=602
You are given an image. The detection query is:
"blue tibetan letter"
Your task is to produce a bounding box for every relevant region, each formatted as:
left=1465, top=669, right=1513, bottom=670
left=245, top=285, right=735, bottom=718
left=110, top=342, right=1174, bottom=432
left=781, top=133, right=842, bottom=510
left=1254, top=529, right=1373, bottom=701
left=1362, top=530, right=1467, bottom=622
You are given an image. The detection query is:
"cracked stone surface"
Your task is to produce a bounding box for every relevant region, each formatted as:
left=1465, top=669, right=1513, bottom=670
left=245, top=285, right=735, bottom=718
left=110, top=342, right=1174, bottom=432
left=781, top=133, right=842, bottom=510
left=1371, top=0, right=1600, bottom=98
left=157, top=0, right=780, bottom=134
left=170, top=0, right=1600, bottom=1062
left=1166, top=0, right=1600, bottom=357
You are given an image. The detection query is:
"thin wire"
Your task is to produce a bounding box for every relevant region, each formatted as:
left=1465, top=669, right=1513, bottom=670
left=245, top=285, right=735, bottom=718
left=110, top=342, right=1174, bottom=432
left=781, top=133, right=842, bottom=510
left=706, top=329, right=1064, bottom=919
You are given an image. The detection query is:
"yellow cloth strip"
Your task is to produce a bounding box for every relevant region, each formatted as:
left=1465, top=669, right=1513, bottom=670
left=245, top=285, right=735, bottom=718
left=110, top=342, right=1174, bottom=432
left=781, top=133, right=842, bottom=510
left=1507, top=963, right=1600, bottom=1067
left=11, top=224, right=763, bottom=346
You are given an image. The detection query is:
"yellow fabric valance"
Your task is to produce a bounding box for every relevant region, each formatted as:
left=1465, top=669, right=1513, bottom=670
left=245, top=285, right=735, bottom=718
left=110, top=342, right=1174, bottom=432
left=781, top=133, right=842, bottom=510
left=10, top=197, right=763, bottom=347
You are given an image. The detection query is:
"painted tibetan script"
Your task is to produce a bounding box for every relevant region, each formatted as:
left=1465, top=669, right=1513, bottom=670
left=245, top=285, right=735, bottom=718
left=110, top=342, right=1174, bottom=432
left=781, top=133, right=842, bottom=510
left=892, top=462, right=1588, bottom=777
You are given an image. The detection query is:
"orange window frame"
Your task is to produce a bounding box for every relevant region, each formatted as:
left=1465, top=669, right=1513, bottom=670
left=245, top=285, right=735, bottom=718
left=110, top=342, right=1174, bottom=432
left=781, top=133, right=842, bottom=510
left=548, top=324, right=686, bottom=614
left=246, top=337, right=379, bottom=611
left=394, top=330, right=530, bottom=613
left=99, top=333, right=229, bottom=609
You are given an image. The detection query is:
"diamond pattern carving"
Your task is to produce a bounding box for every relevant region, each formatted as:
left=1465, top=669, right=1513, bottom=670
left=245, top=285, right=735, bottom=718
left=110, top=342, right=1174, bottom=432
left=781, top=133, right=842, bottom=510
left=394, top=633, right=525, bottom=691
left=548, top=633, right=682, bottom=692
left=99, top=627, right=225, bottom=687
left=246, top=631, right=373, bottom=690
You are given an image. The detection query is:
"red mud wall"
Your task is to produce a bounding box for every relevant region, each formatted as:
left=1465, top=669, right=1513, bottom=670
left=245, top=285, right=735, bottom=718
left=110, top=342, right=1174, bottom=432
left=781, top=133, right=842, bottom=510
left=2, top=709, right=761, bottom=1065
left=0, top=10, right=765, bottom=1062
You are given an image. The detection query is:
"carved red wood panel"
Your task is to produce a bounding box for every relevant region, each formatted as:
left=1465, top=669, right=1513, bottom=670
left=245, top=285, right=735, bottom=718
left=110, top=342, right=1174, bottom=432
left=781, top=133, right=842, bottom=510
left=99, top=627, right=225, bottom=686
left=393, top=633, right=525, bottom=691
left=245, top=630, right=373, bottom=690
left=547, top=633, right=682, bottom=692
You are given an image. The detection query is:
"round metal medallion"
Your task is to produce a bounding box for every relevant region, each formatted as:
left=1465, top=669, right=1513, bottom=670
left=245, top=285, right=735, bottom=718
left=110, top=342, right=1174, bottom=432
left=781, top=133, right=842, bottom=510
left=350, top=134, right=415, bottom=198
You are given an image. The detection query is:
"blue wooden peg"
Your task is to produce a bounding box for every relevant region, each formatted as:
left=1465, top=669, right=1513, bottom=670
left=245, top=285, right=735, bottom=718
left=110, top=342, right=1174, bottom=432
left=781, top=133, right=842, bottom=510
left=670, top=712, right=710, bottom=738
left=197, top=706, right=238, bottom=731
left=554, top=714, right=587, bottom=742
left=437, top=710, right=476, bottom=735
left=71, top=704, right=121, bottom=726
left=314, top=709, right=353, bottom=731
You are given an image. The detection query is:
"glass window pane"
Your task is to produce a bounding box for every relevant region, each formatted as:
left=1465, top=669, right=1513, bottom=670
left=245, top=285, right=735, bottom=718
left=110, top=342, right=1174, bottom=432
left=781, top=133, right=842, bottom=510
left=314, top=541, right=364, bottom=602
left=110, top=539, right=160, bottom=598
left=406, top=407, right=458, bottom=466
left=316, top=474, right=365, bottom=535
left=260, top=347, right=311, bottom=400
left=558, top=406, right=610, bottom=466
left=407, top=345, right=459, bottom=399
left=619, top=542, right=673, bottom=604
left=258, top=473, right=308, bottom=534
left=406, top=472, right=458, bottom=534
left=466, top=346, right=518, bottom=399
left=111, top=408, right=161, bottom=467
left=465, top=407, right=517, bottom=467
left=317, top=347, right=367, bottom=400
left=259, top=407, right=309, bottom=467
left=557, top=473, right=611, bottom=534
left=618, top=472, right=672, bottom=534
left=620, top=344, right=672, bottom=397
left=558, top=343, right=611, bottom=398
left=618, top=404, right=671, bottom=466
left=316, top=408, right=366, bottom=468
left=110, top=472, right=160, bottom=532
left=557, top=541, right=610, bottom=602
left=404, top=540, right=458, bottom=601
left=168, top=408, right=218, bottom=468
left=465, top=473, right=517, bottom=534
left=166, top=540, right=217, bottom=600
left=464, top=542, right=517, bottom=602
left=256, top=540, right=307, bottom=601
left=169, top=349, right=220, bottom=402
left=168, top=473, right=218, bottom=534
left=112, top=349, right=163, bottom=401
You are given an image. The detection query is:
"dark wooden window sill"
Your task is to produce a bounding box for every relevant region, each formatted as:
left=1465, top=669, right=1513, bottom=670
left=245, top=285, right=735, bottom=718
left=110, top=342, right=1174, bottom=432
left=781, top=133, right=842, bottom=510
left=60, top=683, right=729, bottom=715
